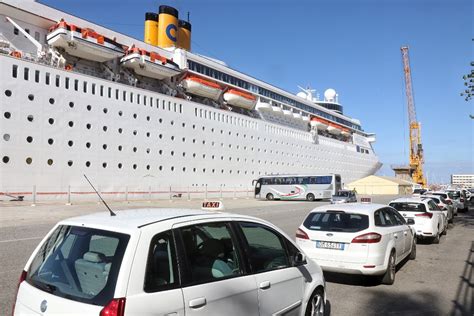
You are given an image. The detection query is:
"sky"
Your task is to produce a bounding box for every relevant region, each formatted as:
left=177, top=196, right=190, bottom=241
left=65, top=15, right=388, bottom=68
left=41, top=0, right=473, bottom=183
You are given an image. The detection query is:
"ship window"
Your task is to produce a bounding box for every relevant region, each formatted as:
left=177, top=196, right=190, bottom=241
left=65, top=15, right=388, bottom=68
left=3, top=134, right=10, bottom=141
left=103, top=126, right=107, bottom=132
left=130, top=92, right=133, bottom=103
left=115, top=89, right=119, bottom=100
left=118, top=145, right=122, bottom=151
left=102, top=162, right=107, bottom=168
left=179, top=104, right=183, bottom=113
left=159, top=166, right=163, bottom=171
left=69, top=102, right=74, bottom=108
left=86, top=105, right=92, bottom=111
left=86, top=142, right=91, bottom=148
left=13, top=27, right=19, bottom=35
left=45, top=72, right=50, bottom=85
left=100, top=85, right=104, bottom=96
left=133, top=146, right=137, bottom=152
left=2, top=156, right=10, bottom=163
left=168, top=101, right=171, bottom=111
left=103, top=144, right=107, bottom=150
left=173, top=103, right=176, bottom=112
left=26, top=157, right=33, bottom=165
left=144, top=96, right=147, bottom=105
left=67, top=160, right=73, bottom=167
left=118, top=111, right=122, bottom=116
left=27, top=115, right=34, bottom=122
left=34, top=31, right=40, bottom=41
left=12, top=65, right=18, bottom=78
left=108, top=87, right=112, bottom=98
left=47, top=159, right=53, bottom=166
left=23, top=67, right=29, bottom=80
left=68, top=140, right=73, bottom=147
left=118, top=163, right=122, bottom=169
left=83, top=81, right=87, bottom=93
left=137, top=94, right=140, bottom=104
left=73, top=79, right=78, bottom=91
left=27, top=94, right=34, bottom=101
left=68, top=121, right=74, bottom=127
left=162, top=99, right=165, bottom=110
left=48, top=138, right=54, bottom=145
left=118, top=128, right=123, bottom=134
left=123, top=91, right=126, bottom=101
left=64, top=77, right=69, bottom=89
left=133, top=164, right=137, bottom=169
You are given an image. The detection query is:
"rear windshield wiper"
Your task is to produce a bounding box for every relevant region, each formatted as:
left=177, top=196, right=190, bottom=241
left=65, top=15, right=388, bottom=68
left=30, top=279, right=57, bottom=294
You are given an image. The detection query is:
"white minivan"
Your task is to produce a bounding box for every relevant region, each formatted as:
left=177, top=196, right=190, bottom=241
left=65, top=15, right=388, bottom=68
left=13, top=208, right=326, bottom=316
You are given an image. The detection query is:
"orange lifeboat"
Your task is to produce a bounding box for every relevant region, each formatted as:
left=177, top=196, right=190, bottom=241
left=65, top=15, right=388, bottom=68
left=341, top=127, right=351, bottom=136
left=223, top=88, right=257, bottom=110
left=47, top=20, right=125, bottom=62
left=310, top=117, right=329, bottom=130
left=182, top=75, right=223, bottom=100
left=327, top=123, right=342, bottom=135
left=120, top=46, right=181, bottom=79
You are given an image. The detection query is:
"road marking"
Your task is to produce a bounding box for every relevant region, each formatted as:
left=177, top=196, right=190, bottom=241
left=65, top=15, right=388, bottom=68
left=0, top=236, right=43, bottom=243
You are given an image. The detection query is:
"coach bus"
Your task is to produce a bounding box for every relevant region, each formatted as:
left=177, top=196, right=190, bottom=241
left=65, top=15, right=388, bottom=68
left=253, top=174, right=342, bottom=201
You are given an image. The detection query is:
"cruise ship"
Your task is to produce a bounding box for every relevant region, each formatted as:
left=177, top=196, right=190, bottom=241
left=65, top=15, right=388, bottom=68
left=0, top=0, right=381, bottom=199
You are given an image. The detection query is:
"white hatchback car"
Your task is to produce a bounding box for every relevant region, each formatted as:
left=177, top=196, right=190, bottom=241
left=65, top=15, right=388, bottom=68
left=295, top=203, right=416, bottom=285
left=13, top=208, right=326, bottom=316
left=389, top=198, right=446, bottom=244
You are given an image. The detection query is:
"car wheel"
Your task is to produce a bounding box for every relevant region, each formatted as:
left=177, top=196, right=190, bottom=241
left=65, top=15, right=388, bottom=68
left=381, top=251, right=396, bottom=285
left=409, top=239, right=416, bottom=260
left=266, top=193, right=274, bottom=201
left=305, top=287, right=325, bottom=316
left=432, top=230, right=440, bottom=244
left=306, top=193, right=315, bottom=202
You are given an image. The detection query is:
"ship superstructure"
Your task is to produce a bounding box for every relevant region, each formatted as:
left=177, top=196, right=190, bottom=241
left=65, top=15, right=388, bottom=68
left=0, top=0, right=381, bottom=197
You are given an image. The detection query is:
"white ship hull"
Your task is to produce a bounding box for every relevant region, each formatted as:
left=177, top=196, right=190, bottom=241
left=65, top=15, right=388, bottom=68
left=0, top=56, right=381, bottom=197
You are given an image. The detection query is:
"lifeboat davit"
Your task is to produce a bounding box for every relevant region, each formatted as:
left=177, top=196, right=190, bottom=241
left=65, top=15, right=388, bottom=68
left=182, top=75, right=223, bottom=100
left=272, top=106, right=283, bottom=115
left=283, top=109, right=293, bottom=117
left=47, top=20, right=124, bottom=62
left=256, top=100, right=272, bottom=112
left=310, top=117, right=329, bottom=130
left=120, top=46, right=180, bottom=79
left=223, top=89, right=257, bottom=110
left=327, top=123, right=342, bottom=135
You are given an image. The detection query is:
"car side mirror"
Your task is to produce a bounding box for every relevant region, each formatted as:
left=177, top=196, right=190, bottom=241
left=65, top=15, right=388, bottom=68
left=407, top=218, right=415, bottom=225
left=293, top=252, right=307, bottom=266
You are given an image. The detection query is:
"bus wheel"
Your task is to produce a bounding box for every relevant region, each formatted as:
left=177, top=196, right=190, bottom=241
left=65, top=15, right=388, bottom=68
left=266, top=193, right=274, bottom=200
left=306, top=193, right=315, bottom=201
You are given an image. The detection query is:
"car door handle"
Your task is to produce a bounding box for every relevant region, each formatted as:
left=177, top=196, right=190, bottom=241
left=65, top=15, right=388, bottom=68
left=393, top=234, right=398, bottom=239
left=259, top=281, right=271, bottom=289
left=189, top=297, right=207, bottom=309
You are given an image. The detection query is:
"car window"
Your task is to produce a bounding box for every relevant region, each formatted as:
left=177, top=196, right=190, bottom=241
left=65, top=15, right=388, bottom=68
left=374, top=210, right=386, bottom=226
left=238, top=222, right=290, bottom=273
left=144, top=230, right=179, bottom=292
left=381, top=209, right=397, bottom=226
left=390, top=209, right=406, bottom=225
left=179, top=222, right=242, bottom=285
left=26, top=226, right=130, bottom=306
left=427, top=200, right=440, bottom=211
left=303, top=212, right=369, bottom=232
left=390, top=202, right=427, bottom=213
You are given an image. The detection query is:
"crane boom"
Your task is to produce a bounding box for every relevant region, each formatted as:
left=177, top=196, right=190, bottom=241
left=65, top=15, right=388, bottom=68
left=401, top=46, right=426, bottom=187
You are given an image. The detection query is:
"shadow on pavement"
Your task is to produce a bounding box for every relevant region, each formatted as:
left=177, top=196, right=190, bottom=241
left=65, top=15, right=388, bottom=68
left=365, top=289, right=441, bottom=316
left=449, top=240, right=473, bottom=316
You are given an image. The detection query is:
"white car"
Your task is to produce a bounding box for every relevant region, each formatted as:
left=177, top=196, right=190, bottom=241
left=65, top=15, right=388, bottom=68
left=13, top=207, right=326, bottom=316
left=390, top=198, right=446, bottom=244
left=422, top=195, right=454, bottom=223
left=295, top=203, right=416, bottom=285
left=431, top=192, right=457, bottom=214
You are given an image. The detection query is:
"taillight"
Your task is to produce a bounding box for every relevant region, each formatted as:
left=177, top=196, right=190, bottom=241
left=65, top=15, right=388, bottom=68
left=415, top=212, right=433, bottom=218
left=460, top=198, right=464, bottom=202
left=100, top=298, right=126, bottom=316
left=351, top=232, right=381, bottom=243
left=296, top=228, right=309, bottom=240
left=446, top=200, right=453, bottom=205
left=11, top=270, right=27, bottom=316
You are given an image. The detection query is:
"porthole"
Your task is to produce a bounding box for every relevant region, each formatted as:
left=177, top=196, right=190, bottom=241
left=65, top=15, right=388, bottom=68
left=48, top=138, right=54, bottom=145
left=146, top=165, right=150, bottom=170
left=159, top=134, right=163, bottom=139
left=146, top=148, right=150, bottom=154
left=171, top=151, right=174, bottom=156
left=2, top=156, right=9, bottom=163
left=182, top=152, right=186, bottom=157
left=193, top=168, right=196, bottom=172
left=118, top=145, right=122, bottom=151
left=171, top=136, right=175, bottom=141
left=102, top=144, right=107, bottom=150
left=118, top=163, right=122, bottom=169
left=47, top=159, right=53, bottom=166
left=133, top=147, right=137, bottom=152
left=133, top=113, right=137, bottom=119
left=4, top=112, right=11, bottom=119
left=212, top=169, right=215, bottom=173
left=26, top=157, right=32, bottom=165
left=28, top=94, right=34, bottom=101
left=67, top=160, right=73, bottom=167
left=202, top=168, right=206, bottom=173
left=182, top=167, right=186, bottom=172
left=86, top=142, right=91, bottom=148
left=202, top=126, right=205, bottom=131
left=85, top=161, right=91, bottom=167
left=147, top=116, right=150, bottom=121
left=159, top=118, right=163, bottom=123
left=118, top=111, right=123, bottom=116
left=69, top=102, right=74, bottom=108
left=49, top=98, right=55, bottom=104
left=103, top=126, right=107, bottom=132
left=146, top=132, right=150, bottom=137
left=3, top=134, right=10, bottom=141
left=103, top=108, right=108, bottom=114
left=68, top=121, right=74, bottom=127
left=102, top=162, right=107, bottom=168
left=193, top=153, right=196, bottom=158
left=182, top=123, right=186, bottom=127
left=133, top=164, right=137, bottom=169
left=133, top=130, right=137, bottom=136
left=159, top=150, right=163, bottom=155
left=192, top=139, right=196, bottom=143
left=4, top=90, right=12, bottom=97
left=68, top=140, right=73, bottom=147
left=182, top=137, right=185, bottom=142
left=202, top=154, right=206, bottom=159
left=86, top=105, right=92, bottom=111
left=86, top=123, right=91, bottom=129
left=118, top=128, right=123, bottom=134
left=48, top=118, right=54, bottom=125
left=171, top=120, right=174, bottom=125
left=159, top=166, right=163, bottom=171
left=26, top=136, right=33, bottom=143
left=192, top=124, right=195, bottom=129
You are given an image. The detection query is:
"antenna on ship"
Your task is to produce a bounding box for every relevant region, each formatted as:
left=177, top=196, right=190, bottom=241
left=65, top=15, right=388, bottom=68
left=83, top=174, right=116, bottom=216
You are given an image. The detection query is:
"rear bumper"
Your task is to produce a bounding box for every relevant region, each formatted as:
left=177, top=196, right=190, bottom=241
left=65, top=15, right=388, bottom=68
left=313, top=258, right=387, bottom=275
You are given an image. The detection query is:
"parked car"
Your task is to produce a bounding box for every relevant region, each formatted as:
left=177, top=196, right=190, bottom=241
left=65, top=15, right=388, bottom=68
left=431, top=192, right=457, bottom=214
left=13, top=207, right=326, bottom=316
left=445, top=190, right=468, bottom=212
left=390, top=198, right=446, bottom=244
left=331, top=190, right=357, bottom=204
left=295, top=203, right=416, bottom=285
left=423, top=194, right=454, bottom=223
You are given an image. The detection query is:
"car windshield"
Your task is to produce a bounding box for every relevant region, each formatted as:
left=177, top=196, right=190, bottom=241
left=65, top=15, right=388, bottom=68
left=390, top=202, right=427, bottom=212
left=303, top=211, right=369, bottom=232
left=26, top=225, right=130, bottom=306
left=334, top=191, right=350, bottom=197
left=426, top=197, right=440, bottom=204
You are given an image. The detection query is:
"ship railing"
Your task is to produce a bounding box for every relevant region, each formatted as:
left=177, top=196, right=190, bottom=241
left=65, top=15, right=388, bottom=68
left=0, top=184, right=256, bottom=205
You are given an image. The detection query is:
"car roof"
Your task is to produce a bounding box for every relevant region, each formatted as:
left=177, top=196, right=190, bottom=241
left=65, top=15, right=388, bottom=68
left=390, top=197, right=426, bottom=204
left=310, top=203, right=386, bottom=215
left=59, top=208, right=250, bottom=233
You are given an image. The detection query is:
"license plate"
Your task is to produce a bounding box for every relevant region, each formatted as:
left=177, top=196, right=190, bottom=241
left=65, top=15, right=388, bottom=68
left=316, top=241, right=345, bottom=250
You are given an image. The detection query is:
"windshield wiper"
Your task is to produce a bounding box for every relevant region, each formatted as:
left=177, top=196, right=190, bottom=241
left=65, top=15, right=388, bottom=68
left=31, top=279, right=57, bottom=294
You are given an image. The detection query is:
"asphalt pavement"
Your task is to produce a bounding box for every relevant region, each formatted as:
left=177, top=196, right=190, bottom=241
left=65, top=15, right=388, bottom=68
left=1, top=196, right=472, bottom=315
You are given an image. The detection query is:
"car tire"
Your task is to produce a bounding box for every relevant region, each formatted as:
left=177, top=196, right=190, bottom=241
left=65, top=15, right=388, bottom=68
left=266, top=193, right=274, bottom=201
left=381, top=251, right=396, bottom=285
left=432, top=230, right=440, bottom=244
left=306, top=193, right=315, bottom=202
left=409, top=239, right=416, bottom=260
left=304, top=287, right=325, bottom=316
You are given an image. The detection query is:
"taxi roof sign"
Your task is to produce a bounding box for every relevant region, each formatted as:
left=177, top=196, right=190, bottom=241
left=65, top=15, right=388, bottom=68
left=201, top=200, right=225, bottom=211
left=360, top=197, right=372, bottom=203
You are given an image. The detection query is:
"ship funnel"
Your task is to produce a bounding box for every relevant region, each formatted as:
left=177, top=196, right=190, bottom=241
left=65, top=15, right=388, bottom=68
left=177, top=19, right=191, bottom=51
left=157, top=5, right=178, bottom=48
left=144, top=12, right=158, bottom=46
